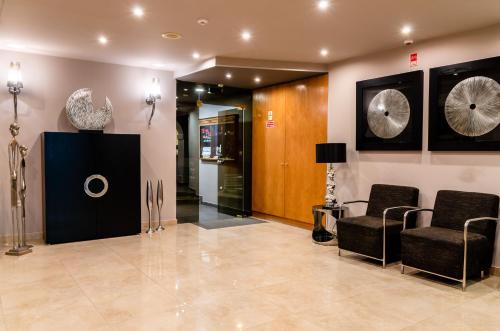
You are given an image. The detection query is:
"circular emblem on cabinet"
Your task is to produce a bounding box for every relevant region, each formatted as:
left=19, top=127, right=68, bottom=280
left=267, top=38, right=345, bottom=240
left=84, top=174, right=109, bottom=198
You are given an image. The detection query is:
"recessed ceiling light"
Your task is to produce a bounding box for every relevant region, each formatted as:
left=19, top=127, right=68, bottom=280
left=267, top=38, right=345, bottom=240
left=192, top=52, right=200, bottom=59
left=320, top=48, right=329, bottom=57
left=98, top=35, right=108, bottom=45
left=197, top=18, right=209, bottom=26
left=132, top=5, right=144, bottom=18
left=401, top=25, right=412, bottom=35
left=254, top=76, right=261, bottom=84
left=161, top=32, right=182, bottom=40
left=241, top=31, right=252, bottom=41
left=317, top=0, right=330, bottom=10
left=184, top=88, right=188, bottom=92
left=226, top=73, right=232, bottom=79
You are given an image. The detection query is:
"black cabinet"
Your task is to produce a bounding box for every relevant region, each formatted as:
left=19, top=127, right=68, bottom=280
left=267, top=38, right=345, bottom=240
left=43, top=132, right=141, bottom=244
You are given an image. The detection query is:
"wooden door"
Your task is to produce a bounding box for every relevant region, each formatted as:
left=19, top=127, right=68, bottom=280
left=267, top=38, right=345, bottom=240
left=284, top=75, right=328, bottom=223
left=252, top=85, right=286, bottom=217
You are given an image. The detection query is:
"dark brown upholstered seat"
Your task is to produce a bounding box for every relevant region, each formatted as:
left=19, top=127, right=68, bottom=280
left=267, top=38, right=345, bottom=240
left=337, top=184, right=419, bottom=265
left=401, top=190, right=499, bottom=283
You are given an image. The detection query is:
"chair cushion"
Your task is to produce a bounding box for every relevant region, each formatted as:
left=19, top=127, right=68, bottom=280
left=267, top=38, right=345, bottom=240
left=337, top=216, right=402, bottom=232
left=337, top=216, right=403, bottom=262
left=401, top=226, right=489, bottom=280
left=402, top=227, right=487, bottom=246
left=432, top=190, right=499, bottom=234
left=366, top=184, right=419, bottom=224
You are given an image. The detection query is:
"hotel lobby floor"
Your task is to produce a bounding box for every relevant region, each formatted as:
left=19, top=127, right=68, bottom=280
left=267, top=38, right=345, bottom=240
left=1, top=220, right=500, bottom=331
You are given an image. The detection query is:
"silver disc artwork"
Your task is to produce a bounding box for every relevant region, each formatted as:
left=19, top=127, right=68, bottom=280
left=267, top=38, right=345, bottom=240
left=445, top=76, right=500, bottom=137
left=66, top=88, right=113, bottom=130
left=367, top=89, right=410, bottom=139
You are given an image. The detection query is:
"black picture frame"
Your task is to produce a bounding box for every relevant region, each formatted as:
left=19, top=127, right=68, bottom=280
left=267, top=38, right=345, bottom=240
left=356, top=71, right=423, bottom=151
left=428, top=56, right=500, bottom=151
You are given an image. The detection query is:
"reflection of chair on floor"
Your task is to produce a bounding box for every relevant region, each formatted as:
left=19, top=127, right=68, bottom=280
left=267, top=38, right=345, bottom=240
left=401, top=190, right=499, bottom=291
left=337, top=184, right=420, bottom=268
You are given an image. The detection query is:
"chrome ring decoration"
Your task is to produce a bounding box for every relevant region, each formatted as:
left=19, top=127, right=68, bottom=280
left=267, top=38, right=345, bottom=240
left=445, top=76, right=500, bottom=137
left=84, top=175, right=109, bottom=198
left=367, top=89, right=410, bottom=139
left=66, top=88, right=113, bottom=130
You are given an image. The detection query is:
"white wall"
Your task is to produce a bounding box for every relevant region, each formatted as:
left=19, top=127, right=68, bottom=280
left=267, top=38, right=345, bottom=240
left=197, top=104, right=234, bottom=205
left=0, top=50, right=176, bottom=240
left=328, top=24, right=500, bottom=266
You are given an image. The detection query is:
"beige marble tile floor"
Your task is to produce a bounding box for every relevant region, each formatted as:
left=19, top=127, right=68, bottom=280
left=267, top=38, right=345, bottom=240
left=1, top=220, right=500, bottom=331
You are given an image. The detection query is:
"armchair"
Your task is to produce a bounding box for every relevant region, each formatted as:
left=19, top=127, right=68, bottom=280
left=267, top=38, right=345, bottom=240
left=400, top=190, right=499, bottom=291
left=337, top=184, right=419, bottom=268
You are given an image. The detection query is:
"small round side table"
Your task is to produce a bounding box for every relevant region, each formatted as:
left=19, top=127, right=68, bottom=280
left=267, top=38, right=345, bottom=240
left=311, top=205, right=346, bottom=246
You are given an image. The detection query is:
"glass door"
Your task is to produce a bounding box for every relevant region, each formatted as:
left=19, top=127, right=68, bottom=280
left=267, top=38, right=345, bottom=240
left=217, top=107, right=250, bottom=216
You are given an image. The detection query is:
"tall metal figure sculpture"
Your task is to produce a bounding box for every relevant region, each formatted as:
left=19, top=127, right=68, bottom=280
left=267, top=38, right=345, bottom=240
left=6, top=124, right=31, bottom=255
left=155, top=179, right=165, bottom=231
left=6, top=61, right=31, bottom=256
left=145, top=180, right=154, bottom=234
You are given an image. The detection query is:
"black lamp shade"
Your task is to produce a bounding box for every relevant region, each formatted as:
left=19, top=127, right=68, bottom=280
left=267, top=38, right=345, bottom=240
left=316, top=143, right=346, bottom=163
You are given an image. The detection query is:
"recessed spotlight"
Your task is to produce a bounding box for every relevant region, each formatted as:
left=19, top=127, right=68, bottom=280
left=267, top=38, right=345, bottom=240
left=132, top=5, right=144, bottom=18
left=401, top=25, right=412, bottom=35
left=197, top=18, right=209, bottom=26
left=320, top=48, right=329, bottom=57
left=226, top=73, right=232, bottom=79
left=254, top=76, right=261, bottom=84
left=192, top=52, right=200, bottom=59
left=161, top=32, right=182, bottom=40
left=98, top=35, right=108, bottom=45
left=241, top=31, right=252, bottom=41
left=183, top=88, right=188, bottom=92
left=317, top=0, right=330, bottom=10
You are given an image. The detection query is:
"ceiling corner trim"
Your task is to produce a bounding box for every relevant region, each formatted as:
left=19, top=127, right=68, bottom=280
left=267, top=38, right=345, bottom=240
left=174, top=57, right=217, bottom=79
left=214, top=57, right=328, bottom=73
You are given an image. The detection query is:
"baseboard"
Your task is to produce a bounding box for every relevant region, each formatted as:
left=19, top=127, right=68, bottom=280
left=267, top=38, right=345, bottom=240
left=140, top=219, right=177, bottom=231
left=490, top=267, right=500, bottom=276
left=200, top=201, right=218, bottom=208
left=0, top=232, right=44, bottom=246
left=1, top=220, right=178, bottom=246
left=252, top=212, right=313, bottom=230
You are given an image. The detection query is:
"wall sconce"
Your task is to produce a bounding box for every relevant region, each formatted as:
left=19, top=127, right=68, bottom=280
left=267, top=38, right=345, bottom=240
left=145, top=77, right=161, bottom=128
left=7, top=62, right=23, bottom=122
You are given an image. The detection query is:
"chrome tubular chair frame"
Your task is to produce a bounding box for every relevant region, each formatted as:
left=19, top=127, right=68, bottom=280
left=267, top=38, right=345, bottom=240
left=400, top=209, right=499, bottom=291
left=338, top=201, right=419, bottom=268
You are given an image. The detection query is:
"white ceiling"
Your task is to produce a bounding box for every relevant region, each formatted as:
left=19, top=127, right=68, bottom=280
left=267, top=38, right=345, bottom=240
left=1, top=0, right=500, bottom=74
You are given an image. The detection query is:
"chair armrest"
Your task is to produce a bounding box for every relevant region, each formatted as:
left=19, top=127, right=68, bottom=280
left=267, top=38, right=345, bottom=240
left=340, top=200, right=369, bottom=207
left=383, top=206, right=420, bottom=229
left=464, top=217, right=500, bottom=242
left=462, top=217, right=499, bottom=291
left=403, top=208, right=434, bottom=230
left=339, top=200, right=368, bottom=216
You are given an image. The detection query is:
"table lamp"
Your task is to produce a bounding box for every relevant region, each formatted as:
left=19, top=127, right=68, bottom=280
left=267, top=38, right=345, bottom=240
left=316, top=143, right=346, bottom=207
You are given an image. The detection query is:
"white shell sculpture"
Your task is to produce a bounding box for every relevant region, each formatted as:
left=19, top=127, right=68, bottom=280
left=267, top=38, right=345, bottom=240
left=66, top=88, right=113, bottom=130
